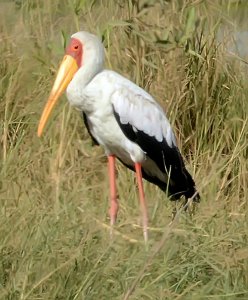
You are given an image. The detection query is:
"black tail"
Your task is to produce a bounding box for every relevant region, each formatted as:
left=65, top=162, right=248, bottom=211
left=113, top=110, right=200, bottom=202
left=117, top=157, right=200, bottom=202
left=183, top=168, right=200, bottom=202
left=168, top=167, right=200, bottom=202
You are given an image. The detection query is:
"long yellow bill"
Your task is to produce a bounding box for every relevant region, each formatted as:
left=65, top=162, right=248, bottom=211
left=37, top=55, right=78, bottom=137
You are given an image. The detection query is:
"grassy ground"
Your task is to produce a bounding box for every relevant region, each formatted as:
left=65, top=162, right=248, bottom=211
left=0, top=0, right=248, bottom=299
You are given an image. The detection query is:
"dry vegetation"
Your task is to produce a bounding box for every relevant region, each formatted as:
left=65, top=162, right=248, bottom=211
left=0, top=0, right=248, bottom=299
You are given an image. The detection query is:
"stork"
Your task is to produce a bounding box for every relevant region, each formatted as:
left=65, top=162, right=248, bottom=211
left=37, top=31, right=200, bottom=242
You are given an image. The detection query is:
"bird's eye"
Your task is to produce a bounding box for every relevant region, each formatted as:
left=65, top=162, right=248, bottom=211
left=74, top=45, right=79, bottom=50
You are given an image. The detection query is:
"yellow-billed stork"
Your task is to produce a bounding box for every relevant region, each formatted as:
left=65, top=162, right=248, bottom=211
left=38, top=31, right=200, bottom=242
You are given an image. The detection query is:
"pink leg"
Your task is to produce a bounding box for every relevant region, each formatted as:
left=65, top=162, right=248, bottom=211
left=108, top=155, right=119, bottom=227
left=135, top=163, right=148, bottom=243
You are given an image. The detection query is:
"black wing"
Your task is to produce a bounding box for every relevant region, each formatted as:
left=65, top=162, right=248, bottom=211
left=113, top=108, right=200, bottom=202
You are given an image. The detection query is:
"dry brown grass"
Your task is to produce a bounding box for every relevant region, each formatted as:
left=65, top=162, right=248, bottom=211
left=0, top=0, right=247, bottom=299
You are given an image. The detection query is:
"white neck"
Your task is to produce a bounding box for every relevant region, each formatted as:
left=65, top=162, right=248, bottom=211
left=73, top=42, right=104, bottom=87
left=66, top=40, right=104, bottom=110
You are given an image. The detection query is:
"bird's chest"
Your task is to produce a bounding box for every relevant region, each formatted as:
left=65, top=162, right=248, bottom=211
left=66, top=86, right=93, bottom=112
left=66, top=82, right=125, bottom=151
left=87, top=110, right=124, bottom=148
left=86, top=111, right=144, bottom=163
left=66, top=79, right=145, bottom=162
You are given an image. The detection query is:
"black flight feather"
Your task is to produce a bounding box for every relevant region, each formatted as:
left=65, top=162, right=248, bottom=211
left=113, top=107, right=200, bottom=202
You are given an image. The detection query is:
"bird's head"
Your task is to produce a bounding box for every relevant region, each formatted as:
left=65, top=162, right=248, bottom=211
left=37, top=31, right=104, bottom=137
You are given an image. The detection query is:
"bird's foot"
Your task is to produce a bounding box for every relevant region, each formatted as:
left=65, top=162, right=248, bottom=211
left=109, top=219, right=114, bottom=239
left=109, top=211, right=118, bottom=240
left=109, top=198, right=119, bottom=238
left=143, top=227, right=148, bottom=245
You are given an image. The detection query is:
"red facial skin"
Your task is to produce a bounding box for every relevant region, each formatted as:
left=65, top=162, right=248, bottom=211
left=66, top=38, right=83, bottom=67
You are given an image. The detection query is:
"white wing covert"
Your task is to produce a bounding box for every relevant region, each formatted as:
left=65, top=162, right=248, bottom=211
left=111, top=88, right=176, bottom=147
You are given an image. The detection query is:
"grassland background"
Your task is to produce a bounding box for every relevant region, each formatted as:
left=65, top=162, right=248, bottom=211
left=0, top=0, right=248, bottom=299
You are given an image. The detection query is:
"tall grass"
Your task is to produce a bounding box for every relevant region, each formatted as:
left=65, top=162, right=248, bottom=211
left=0, top=0, right=247, bottom=299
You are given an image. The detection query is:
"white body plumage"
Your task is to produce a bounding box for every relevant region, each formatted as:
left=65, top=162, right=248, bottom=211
left=67, top=67, right=176, bottom=183
left=38, top=31, right=199, bottom=201
left=38, top=31, right=199, bottom=242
